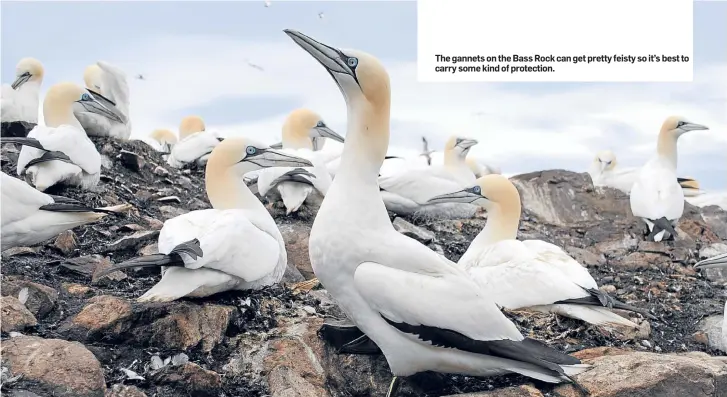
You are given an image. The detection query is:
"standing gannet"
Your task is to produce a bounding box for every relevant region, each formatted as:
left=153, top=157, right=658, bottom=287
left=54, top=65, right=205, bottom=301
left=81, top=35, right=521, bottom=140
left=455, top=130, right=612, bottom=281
left=629, top=117, right=709, bottom=242
left=694, top=253, right=727, bottom=352
left=255, top=109, right=344, bottom=214
left=167, top=115, right=222, bottom=168
left=285, top=29, right=589, bottom=395
left=378, top=135, right=479, bottom=217
left=4, top=82, right=118, bottom=192
left=77, top=62, right=131, bottom=140
left=1, top=58, right=44, bottom=137
left=148, top=128, right=178, bottom=154
left=1, top=172, right=130, bottom=251
left=427, top=175, right=655, bottom=328
left=95, top=137, right=314, bottom=302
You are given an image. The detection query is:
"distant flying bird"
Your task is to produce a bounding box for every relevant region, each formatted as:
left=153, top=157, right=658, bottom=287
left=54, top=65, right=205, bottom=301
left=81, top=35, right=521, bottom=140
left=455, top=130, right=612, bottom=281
left=264, top=0, right=271, bottom=7
left=135, top=74, right=145, bottom=80
left=244, top=59, right=264, bottom=72
left=318, top=12, right=325, bottom=19
left=419, top=136, right=434, bottom=166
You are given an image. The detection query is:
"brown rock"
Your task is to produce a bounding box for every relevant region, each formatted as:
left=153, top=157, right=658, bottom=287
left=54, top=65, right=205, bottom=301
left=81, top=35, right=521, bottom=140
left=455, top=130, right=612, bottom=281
left=1, top=336, right=106, bottom=397
left=106, top=384, right=147, bottom=397
left=143, top=216, right=164, bottom=230
left=62, top=283, right=93, bottom=296
left=442, top=385, right=543, bottom=397
left=1, top=276, right=58, bottom=319
left=147, top=303, right=233, bottom=352
left=279, top=223, right=315, bottom=280
left=0, top=296, right=38, bottom=332
left=151, top=362, right=221, bottom=396
left=159, top=205, right=189, bottom=219
left=566, top=246, right=606, bottom=267
left=593, top=236, right=639, bottom=258
left=69, top=295, right=132, bottom=336
left=618, top=252, right=669, bottom=270
left=571, top=346, right=631, bottom=360
left=1, top=246, right=40, bottom=260
left=637, top=241, right=669, bottom=254
left=53, top=230, right=79, bottom=255
left=89, top=256, right=127, bottom=286
left=138, top=242, right=159, bottom=256
left=264, top=337, right=328, bottom=396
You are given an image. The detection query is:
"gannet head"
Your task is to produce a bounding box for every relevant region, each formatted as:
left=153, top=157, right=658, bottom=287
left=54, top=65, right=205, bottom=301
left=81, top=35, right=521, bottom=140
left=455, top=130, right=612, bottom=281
left=282, top=108, right=345, bottom=150
left=44, top=82, right=122, bottom=127
left=446, top=136, right=478, bottom=157
left=179, top=115, right=206, bottom=140
left=83, top=64, right=103, bottom=92
left=11, top=58, right=44, bottom=90
left=426, top=174, right=520, bottom=211
left=206, top=137, right=314, bottom=177
left=150, top=128, right=178, bottom=145
left=694, top=253, right=727, bottom=270
left=594, top=149, right=617, bottom=172
left=660, top=116, right=709, bottom=141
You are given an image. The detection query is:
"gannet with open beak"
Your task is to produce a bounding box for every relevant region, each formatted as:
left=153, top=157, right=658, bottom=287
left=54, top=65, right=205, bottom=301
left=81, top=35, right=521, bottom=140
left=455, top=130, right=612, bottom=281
left=427, top=175, right=655, bottom=328
left=166, top=115, right=222, bottom=168
left=4, top=82, right=113, bottom=192
left=255, top=108, right=344, bottom=214
left=286, top=29, right=589, bottom=395
left=148, top=128, right=178, bottom=154
left=1, top=172, right=130, bottom=251
left=378, top=135, right=479, bottom=218
left=95, top=137, right=313, bottom=302
left=694, top=253, right=727, bottom=351
left=629, top=117, right=709, bottom=242
left=77, top=62, right=130, bottom=140
left=1, top=58, right=44, bottom=137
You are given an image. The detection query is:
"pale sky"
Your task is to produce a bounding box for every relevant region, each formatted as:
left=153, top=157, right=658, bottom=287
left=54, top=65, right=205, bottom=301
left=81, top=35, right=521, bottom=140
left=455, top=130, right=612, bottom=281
left=2, top=1, right=726, bottom=189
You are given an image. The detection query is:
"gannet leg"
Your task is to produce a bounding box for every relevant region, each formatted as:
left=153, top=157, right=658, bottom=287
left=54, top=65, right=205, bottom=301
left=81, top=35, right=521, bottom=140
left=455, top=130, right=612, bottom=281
left=386, top=376, right=402, bottom=397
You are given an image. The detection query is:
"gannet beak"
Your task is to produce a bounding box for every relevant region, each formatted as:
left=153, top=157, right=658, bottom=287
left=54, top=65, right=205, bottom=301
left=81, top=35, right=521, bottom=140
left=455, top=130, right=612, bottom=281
left=270, top=142, right=284, bottom=149
left=456, top=138, right=478, bottom=150
left=694, top=253, right=727, bottom=270
left=284, top=29, right=358, bottom=85
left=244, top=148, right=314, bottom=168
left=11, top=72, right=32, bottom=90
left=600, top=160, right=610, bottom=172
left=680, top=122, right=709, bottom=132
left=312, top=125, right=345, bottom=143
left=426, top=188, right=481, bottom=204
left=76, top=93, right=125, bottom=123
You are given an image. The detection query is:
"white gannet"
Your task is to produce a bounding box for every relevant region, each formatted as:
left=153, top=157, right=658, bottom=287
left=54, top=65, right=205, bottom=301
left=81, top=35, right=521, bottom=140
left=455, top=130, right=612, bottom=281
left=1, top=172, right=130, bottom=251
left=694, top=253, right=727, bottom=352
left=466, top=156, right=501, bottom=178
left=166, top=115, right=222, bottom=168
left=420, top=136, right=435, bottom=165
left=95, top=137, right=314, bottom=302
left=4, top=82, right=117, bottom=192
left=589, top=149, right=702, bottom=197
left=148, top=128, right=178, bottom=154
left=427, top=175, right=655, bottom=328
left=629, top=117, right=709, bottom=242
left=1, top=58, right=44, bottom=136
left=255, top=108, right=345, bottom=214
left=378, top=135, right=479, bottom=217
left=77, top=62, right=131, bottom=140
left=285, top=29, right=589, bottom=395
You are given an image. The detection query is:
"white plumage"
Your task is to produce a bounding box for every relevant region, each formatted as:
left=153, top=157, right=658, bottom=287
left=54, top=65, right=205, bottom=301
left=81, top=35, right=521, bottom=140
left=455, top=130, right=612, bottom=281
left=1, top=58, right=44, bottom=124
left=166, top=131, right=220, bottom=168
left=77, top=61, right=131, bottom=139
left=687, top=190, right=727, bottom=211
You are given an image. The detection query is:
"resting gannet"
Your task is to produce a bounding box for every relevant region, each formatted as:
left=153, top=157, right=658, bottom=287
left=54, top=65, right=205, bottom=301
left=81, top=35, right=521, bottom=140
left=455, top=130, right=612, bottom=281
left=255, top=109, right=344, bottom=214
left=694, top=253, right=727, bottom=352
left=1, top=172, right=129, bottom=251
left=4, top=82, right=116, bottom=192
left=427, top=175, right=655, bottom=328
left=95, top=137, right=313, bottom=302
left=630, top=117, right=709, bottom=242
left=167, top=115, right=222, bottom=168
left=1, top=58, right=44, bottom=137
left=589, top=149, right=701, bottom=196
left=285, top=29, right=589, bottom=395
left=378, top=135, right=479, bottom=218
left=77, top=62, right=131, bottom=139
left=148, top=128, right=178, bottom=154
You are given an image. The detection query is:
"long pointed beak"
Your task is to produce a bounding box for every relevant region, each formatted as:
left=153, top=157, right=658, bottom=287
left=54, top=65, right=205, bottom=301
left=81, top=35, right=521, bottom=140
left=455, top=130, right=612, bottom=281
left=312, top=126, right=345, bottom=143
left=681, top=122, right=709, bottom=132
left=457, top=139, right=478, bottom=150
left=426, top=189, right=480, bottom=204
left=76, top=95, right=125, bottom=124
left=694, top=253, right=727, bottom=270
left=245, top=148, right=313, bottom=168
left=283, top=29, right=356, bottom=81
left=269, top=142, right=284, bottom=149
left=11, top=73, right=31, bottom=90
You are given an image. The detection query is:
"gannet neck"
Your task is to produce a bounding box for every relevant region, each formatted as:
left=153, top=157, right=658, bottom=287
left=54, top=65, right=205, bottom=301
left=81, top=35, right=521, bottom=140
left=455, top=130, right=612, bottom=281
left=205, top=162, right=266, bottom=213
left=337, top=98, right=391, bottom=180
left=43, top=89, right=83, bottom=130
left=475, top=198, right=521, bottom=246
left=656, top=130, right=678, bottom=169
left=443, top=146, right=464, bottom=166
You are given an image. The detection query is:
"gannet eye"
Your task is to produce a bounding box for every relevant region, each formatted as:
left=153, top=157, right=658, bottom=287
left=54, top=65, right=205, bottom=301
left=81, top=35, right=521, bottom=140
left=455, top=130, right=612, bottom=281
left=316, top=121, right=324, bottom=127
left=677, top=121, right=686, bottom=128
left=472, top=186, right=481, bottom=194
left=347, top=57, right=358, bottom=68
left=246, top=146, right=257, bottom=155
left=81, top=93, right=91, bottom=101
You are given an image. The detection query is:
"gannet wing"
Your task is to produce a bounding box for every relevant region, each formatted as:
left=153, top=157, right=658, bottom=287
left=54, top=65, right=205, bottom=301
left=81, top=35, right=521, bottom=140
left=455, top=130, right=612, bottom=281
left=1, top=173, right=53, bottom=227
left=167, top=131, right=219, bottom=166
left=17, top=125, right=100, bottom=174
left=520, top=240, right=598, bottom=290
left=630, top=162, right=684, bottom=220
left=158, top=209, right=280, bottom=282
left=96, top=61, right=130, bottom=110
left=378, top=168, right=466, bottom=204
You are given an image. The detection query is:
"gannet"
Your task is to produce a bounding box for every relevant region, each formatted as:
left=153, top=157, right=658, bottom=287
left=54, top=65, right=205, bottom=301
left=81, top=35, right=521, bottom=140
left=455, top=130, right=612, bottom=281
left=166, top=115, right=222, bottom=168
left=378, top=135, right=479, bottom=217
left=148, top=128, right=178, bottom=154
left=694, top=253, right=727, bottom=352
left=427, top=175, right=655, bottom=328
left=1, top=58, right=44, bottom=137
left=420, top=136, right=434, bottom=165
left=589, top=149, right=701, bottom=196
left=255, top=109, right=344, bottom=214
left=629, top=117, right=709, bottom=242
left=95, top=137, right=314, bottom=302
left=77, top=62, right=131, bottom=139
left=678, top=177, right=702, bottom=198
left=1, top=172, right=130, bottom=251
left=466, top=156, right=501, bottom=178
left=285, top=29, right=589, bottom=395
left=4, top=82, right=116, bottom=192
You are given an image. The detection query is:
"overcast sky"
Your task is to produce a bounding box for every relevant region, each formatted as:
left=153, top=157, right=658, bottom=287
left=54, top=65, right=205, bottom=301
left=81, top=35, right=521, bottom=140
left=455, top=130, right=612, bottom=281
left=2, top=1, right=725, bottom=189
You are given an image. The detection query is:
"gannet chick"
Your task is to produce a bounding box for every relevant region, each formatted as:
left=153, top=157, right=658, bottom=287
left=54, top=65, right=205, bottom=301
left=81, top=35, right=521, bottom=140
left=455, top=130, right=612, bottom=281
left=1, top=172, right=130, bottom=251
left=77, top=62, right=131, bottom=139
left=5, top=82, right=116, bottom=192
left=148, top=128, right=178, bottom=154
left=629, top=117, right=708, bottom=242
left=255, top=108, right=344, bottom=214
left=378, top=135, right=479, bottom=218
left=285, top=29, right=589, bottom=394
left=96, top=138, right=313, bottom=302
left=466, top=156, right=501, bottom=178
left=167, top=115, right=221, bottom=168
left=694, top=253, right=727, bottom=352
left=1, top=58, right=44, bottom=137
left=427, top=175, right=655, bottom=328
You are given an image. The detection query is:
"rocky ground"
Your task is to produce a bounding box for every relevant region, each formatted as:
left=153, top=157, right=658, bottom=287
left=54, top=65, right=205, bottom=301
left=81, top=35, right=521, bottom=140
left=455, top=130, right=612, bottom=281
left=1, top=138, right=726, bottom=397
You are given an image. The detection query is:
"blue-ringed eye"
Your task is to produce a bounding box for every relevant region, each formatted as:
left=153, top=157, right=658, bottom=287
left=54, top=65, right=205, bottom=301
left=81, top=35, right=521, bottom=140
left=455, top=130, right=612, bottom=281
left=677, top=121, right=686, bottom=127
left=316, top=121, right=324, bottom=127
left=246, top=146, right=257, bottom=155
left=347, top=57, right=358, bottom=68
left=472, top=186, right=481, bottom=194
left=81, top=93, right=91, bottom=101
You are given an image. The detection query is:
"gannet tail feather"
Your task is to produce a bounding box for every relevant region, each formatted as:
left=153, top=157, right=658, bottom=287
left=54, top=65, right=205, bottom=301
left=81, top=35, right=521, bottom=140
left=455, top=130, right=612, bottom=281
left=39, top=202, right=130, bottom=216
left=554, top=288, right=656, bottom=320
left=542, top=304, right=638, bottom=328
left=47, top=195, right=83, bottom=205
left=2, top=136, right=47, bottom=151
left=25, top=151, right=75, bottom=168
left=95, top=238, right=203, bottom=277
left=646, top=217, right=677, bottom=241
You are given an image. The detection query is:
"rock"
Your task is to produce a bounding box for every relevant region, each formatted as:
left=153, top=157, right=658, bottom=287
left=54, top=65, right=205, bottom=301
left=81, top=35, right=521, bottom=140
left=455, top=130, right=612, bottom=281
left=106, top=384, right=147, bottom=397
left=61, top=283, right=93, bottom=296
left=104, top=230, right=160, bottom=253
left=695, top=314, right=726, bottom=352
left=1, top=336, right=106, bottom=397
left=282, top=263, right=306, bottom=284
left=554, top=351, right=727, bottom=397
left=118, top=150, right=145, bottom=172
left=618, top=252, right=669, bottom=270
left=143, top=216, right=164, bottom=230
left=593, top=236, right=639, bottom=258
left=701, top=206, right=727, bottom=240
left=699, top=243, right=727, bottom=281
left=151, top=362, right=221, bottom=396
left=0, top=296, right=38, bottom=332
left=442, top=385, right=544, bottom=397
left=565, top=246, right=606, bottom=267
left=279, top=223, right=315, bottom=280
left=0, top=276, right=58, bottom=319
left=53, top=230, right=79, bottom=255
left=159, top=205, right=189, bottom=219
left=62, top=295, right=132, bottom=338
left=153, top=165, right=169, bottom=176
left=86, top=255, right=127, bottom=286
left=1, top=246, right=39, bottom=260
left=637, top=241, right=670, bottom=255
left=392, top=217, right=435, bottom=244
